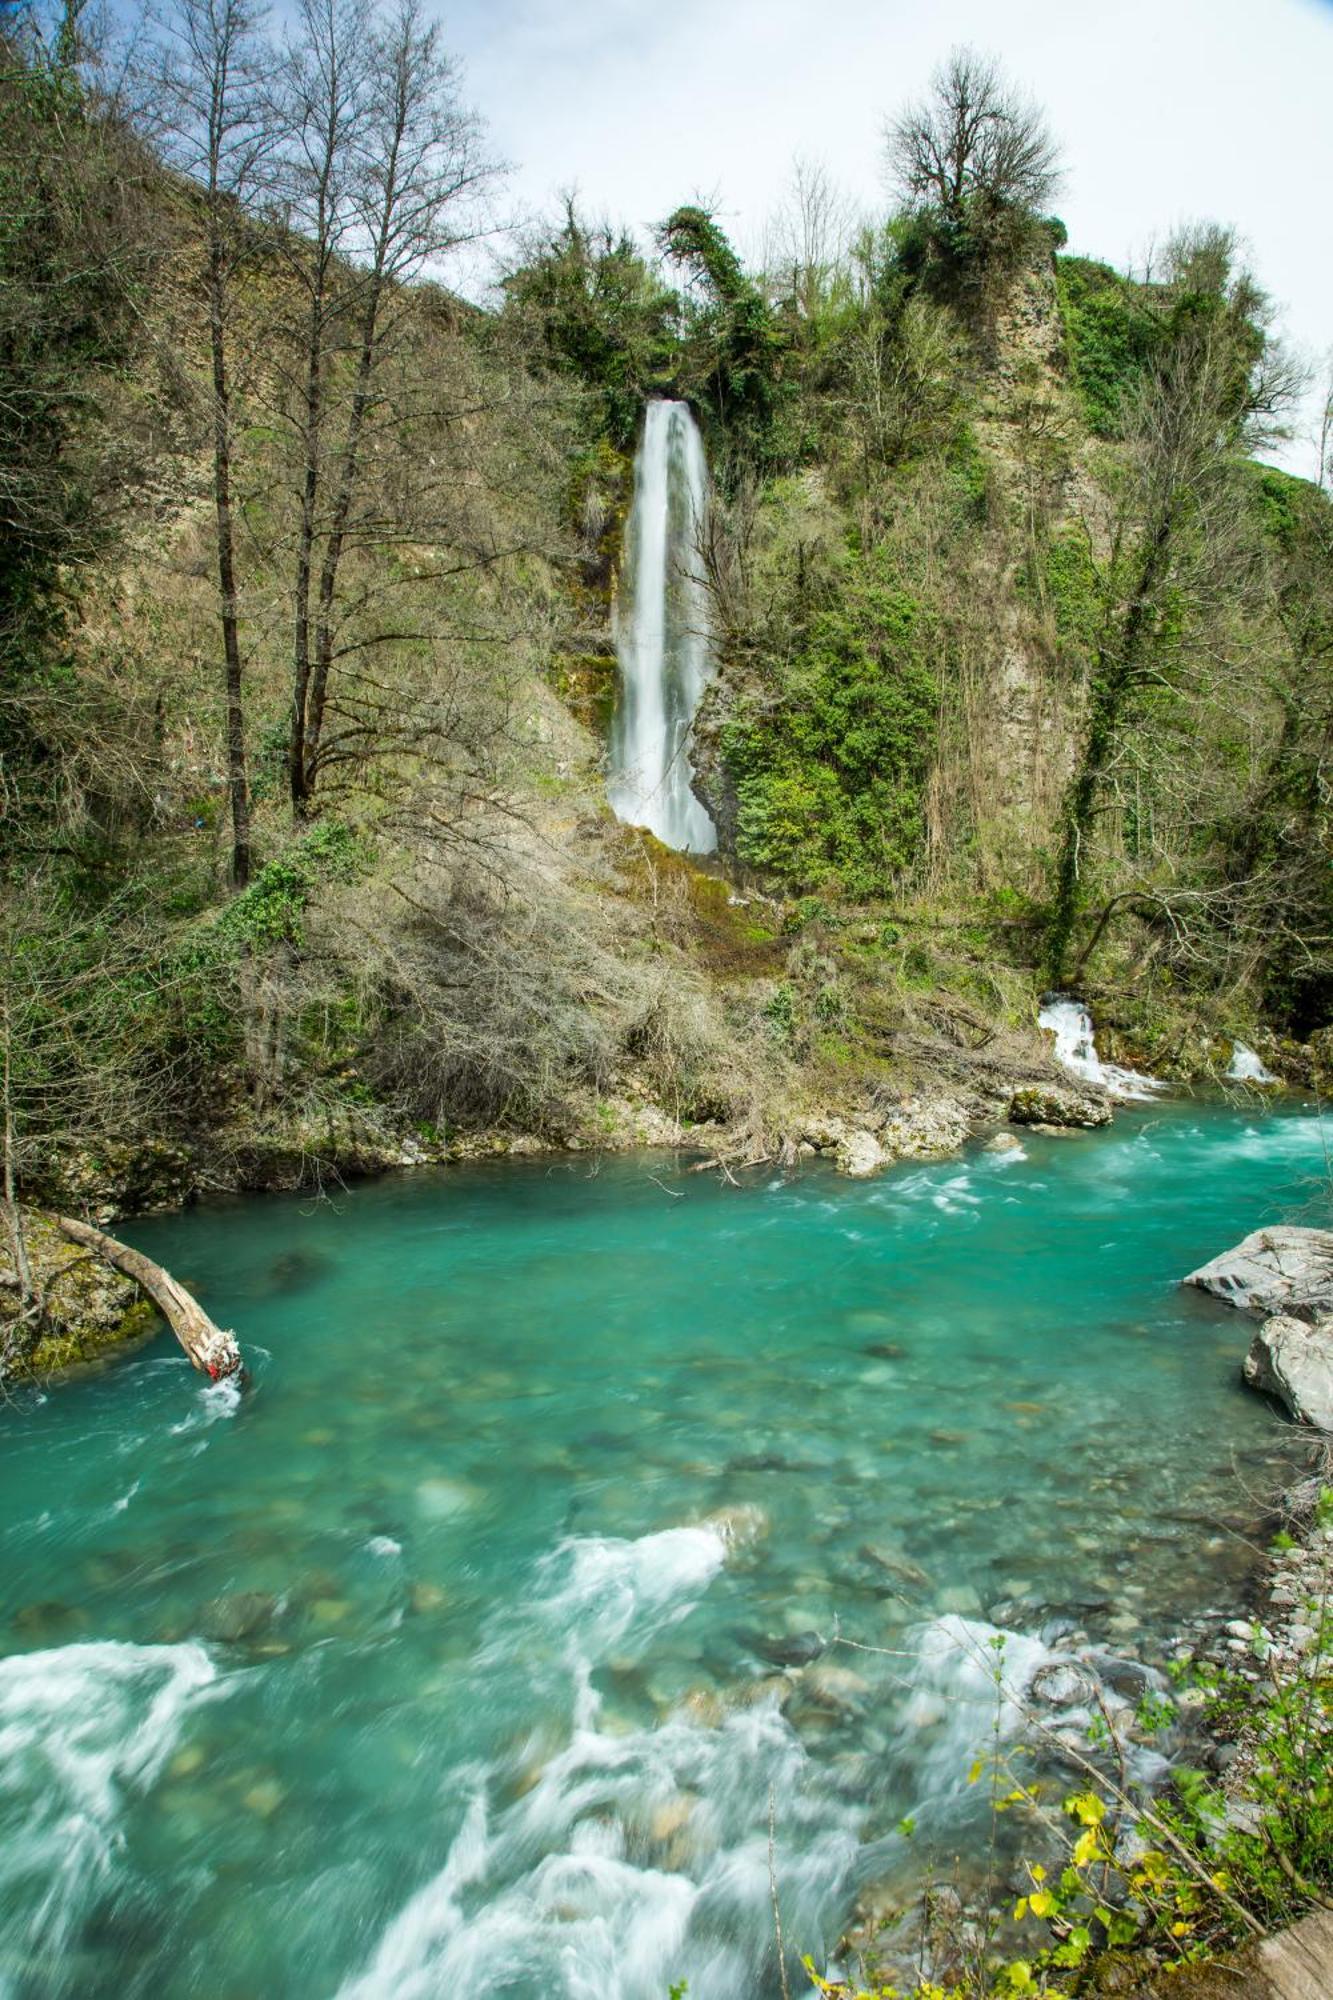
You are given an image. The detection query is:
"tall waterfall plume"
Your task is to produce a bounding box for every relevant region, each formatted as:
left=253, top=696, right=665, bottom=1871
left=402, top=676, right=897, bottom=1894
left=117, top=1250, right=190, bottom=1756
left=607, top=400, right=717, bottom=852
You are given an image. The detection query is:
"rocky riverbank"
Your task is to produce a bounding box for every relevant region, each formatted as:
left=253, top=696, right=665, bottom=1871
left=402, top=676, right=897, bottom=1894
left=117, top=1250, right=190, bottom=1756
left=0, top=1209, right=156, bottom=1379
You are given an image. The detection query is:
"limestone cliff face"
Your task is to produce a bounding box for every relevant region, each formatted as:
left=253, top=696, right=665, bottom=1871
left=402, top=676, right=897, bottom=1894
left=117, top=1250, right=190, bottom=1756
left=682, top=249, right=1094, bottom=897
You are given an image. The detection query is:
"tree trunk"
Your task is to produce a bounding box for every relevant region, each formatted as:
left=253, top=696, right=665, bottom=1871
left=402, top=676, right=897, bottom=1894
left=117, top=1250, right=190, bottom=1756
left=303, top=267, right=386, bottom=790
left=1046, top=514, right=1173, bottom=984
left=56, top=1215, right=243, bottom=1379
left=208, top=215, right=252, bottom=887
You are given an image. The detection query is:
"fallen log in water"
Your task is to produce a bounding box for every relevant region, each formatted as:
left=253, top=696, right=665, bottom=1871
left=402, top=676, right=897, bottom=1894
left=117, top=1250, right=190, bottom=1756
left=56, top=1216, right=242, bottom=1379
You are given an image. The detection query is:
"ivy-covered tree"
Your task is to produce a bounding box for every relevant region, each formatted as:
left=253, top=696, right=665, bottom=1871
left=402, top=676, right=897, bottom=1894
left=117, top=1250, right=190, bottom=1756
left=660, top=204, right=788, bottom=468
left=1045, top=228, right=1301, bottom=984
left=502, top=200, right=680, bottom=448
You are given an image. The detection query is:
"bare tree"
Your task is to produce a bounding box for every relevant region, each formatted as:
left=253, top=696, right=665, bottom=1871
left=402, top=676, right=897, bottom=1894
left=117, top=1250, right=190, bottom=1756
left=290, top=0, right=497, bottom=807
left=762, top=154, right=852, bottom=317
left=274, top=0, right=371, bottom=817
left=148, top=0, right=276, bottom=886
left=887, top=47, right=1060, bottom=295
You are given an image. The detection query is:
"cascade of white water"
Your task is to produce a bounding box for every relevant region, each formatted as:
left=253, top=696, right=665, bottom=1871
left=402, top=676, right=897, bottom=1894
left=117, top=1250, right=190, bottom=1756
left=608, top=401, right=717, bottom=853
left=1227, top=1042, right=1277, bottom=1084
left=1038, top=994, right=1165, bottom=1102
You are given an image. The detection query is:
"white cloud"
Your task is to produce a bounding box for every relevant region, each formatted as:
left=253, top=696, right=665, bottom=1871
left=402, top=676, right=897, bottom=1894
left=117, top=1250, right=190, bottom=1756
left=450, top=0, right=1332, bottom=475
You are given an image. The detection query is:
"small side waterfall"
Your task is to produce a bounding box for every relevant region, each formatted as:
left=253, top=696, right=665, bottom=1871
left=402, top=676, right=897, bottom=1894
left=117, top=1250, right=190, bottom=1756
left=607, top=401, right=717, bottom=853
left=1227, top=1042, right=1277, bottom=1084
left=1039, top=994, right=1165, bottom=1102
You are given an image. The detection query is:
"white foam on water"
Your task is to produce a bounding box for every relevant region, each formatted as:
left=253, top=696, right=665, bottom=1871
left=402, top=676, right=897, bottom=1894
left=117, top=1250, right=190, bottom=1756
left=341, top=1696, right=855, bottom=2000
left=341, top=1524, right=861, bottom=2000
left=0, top=1640, right=217, bottom=1959
left=892, top=1616, right=1168, bottom=1821
left=1227, top=1042, right=1277, bottom=1084
left=1039, top=996, right=1165, bottom=1102
left=930, top=1173, right=981, bottom=1214
left=169, top=1372, right=243, bottom=1435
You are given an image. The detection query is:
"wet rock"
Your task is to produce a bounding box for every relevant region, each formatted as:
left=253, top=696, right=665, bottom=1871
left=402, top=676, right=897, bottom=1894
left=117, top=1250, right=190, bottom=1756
left=935, top=1584, right=983, bottom=1616
left=1243, top=1314, right=1333, bottom=1431
left=1008, top=1085, right=1110, bottom=1129
left=756, top=1630, right=825, bottom=1668
left=725, top=1451, right=820, bottom=1474
left=12, top=1598, right=90, bottom=1644
left=984, top=1132, right=1024, bottom=1154
left=649, top=1792, right=697, bottom=1845
left=700, top=1503, right=770, bottom=1552
left=1184, top=1226, right=1333, bottom=1320
left=800, top=1662, right=869, bottom=1712
left=1029, top=1660, right=1096, bottom=1706
left=409, top=1581, right=447, bottom=1615
left=198, top=1591, right=278, bottom=1643
left=860, top=1542, right=932, bottom=1591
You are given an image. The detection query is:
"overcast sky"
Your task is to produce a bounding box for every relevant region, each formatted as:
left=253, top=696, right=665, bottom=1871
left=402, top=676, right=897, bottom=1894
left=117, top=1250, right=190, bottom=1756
left=446, top=0, right=1332, bottom=477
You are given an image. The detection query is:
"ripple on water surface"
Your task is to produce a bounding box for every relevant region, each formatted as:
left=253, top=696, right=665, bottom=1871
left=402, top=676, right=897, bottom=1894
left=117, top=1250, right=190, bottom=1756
left=0, top=1100, right=1326, bottom=1998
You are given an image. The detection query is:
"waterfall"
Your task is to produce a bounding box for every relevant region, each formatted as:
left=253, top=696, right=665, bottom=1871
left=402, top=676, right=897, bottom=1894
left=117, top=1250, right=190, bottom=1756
left=1227, top=1042, right=1277, bottom=1084
left=1038, top=994, right=1165, bottom=1102
left=608, top=401, right=717, bottom=853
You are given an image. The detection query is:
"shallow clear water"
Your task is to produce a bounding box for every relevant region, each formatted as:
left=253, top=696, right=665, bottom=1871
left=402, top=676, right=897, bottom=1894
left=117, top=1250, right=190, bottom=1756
left=1, top=1103, right=1328, bottom=1998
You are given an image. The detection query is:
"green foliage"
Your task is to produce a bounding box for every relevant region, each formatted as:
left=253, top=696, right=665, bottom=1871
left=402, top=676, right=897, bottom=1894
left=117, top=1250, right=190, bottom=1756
left=1054, top=257, right=1160, bottom=436
left=503, top=205, right=680, bottom=448
left=722, top=553, right=936, bottom=896
left=0, top=19, right=154, bottom=792
left=213, top=820, right=365, bottom=950
left=945, top=423, right=989, bottom=519
left=1040, top=527, right=1102, bottom=650
left=661, top=205, right=790, bottom=469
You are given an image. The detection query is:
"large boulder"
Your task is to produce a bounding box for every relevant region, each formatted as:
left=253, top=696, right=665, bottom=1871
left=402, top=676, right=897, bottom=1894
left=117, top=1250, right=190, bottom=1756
left=1008, top=1084, right=1111, bottom=1129
left=879, top=1095, right=971, bottom=1159
left=1243, top=1315, right=1333, bottom=1431
left=836, top=1129, right=887, bottom=1178
left=1183, top=1227, right=1333, bottom=1321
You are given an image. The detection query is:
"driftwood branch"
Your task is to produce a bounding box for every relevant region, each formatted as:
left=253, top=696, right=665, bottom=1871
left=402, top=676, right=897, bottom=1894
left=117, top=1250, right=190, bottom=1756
left=56, top=1216, right=242, bottom=1380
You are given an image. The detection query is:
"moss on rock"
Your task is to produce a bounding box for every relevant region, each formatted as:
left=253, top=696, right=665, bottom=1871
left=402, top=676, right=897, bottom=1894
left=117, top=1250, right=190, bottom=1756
left=1, top=1209, right=161, bottom=1383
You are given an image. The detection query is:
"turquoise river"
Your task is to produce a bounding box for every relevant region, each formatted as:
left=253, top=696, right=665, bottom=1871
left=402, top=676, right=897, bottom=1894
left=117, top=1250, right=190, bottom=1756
left=0, top=1101, right=1328, bottom=1998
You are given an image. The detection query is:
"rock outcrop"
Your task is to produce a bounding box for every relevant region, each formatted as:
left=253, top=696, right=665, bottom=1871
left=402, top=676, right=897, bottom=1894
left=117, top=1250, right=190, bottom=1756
left=1007, top=1084, right=1111, bottom=1129
left=1242, top=1314, right=1333, bottom=1431
left=835, top=1130, right=887, bottom=1178
left=1183, top=1227, right=1333, bottom=1321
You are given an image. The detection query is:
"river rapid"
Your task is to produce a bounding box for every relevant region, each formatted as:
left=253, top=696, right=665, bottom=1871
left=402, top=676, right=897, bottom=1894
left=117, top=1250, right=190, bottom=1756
left=0, top=1102, right=1326, bottom=1997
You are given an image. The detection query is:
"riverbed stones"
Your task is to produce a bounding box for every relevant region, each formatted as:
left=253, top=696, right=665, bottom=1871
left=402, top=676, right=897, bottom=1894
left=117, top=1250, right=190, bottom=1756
left=757, top=1630, right=825, bottom=1667
left=1184, top=1226, right=1333, bottom=1320
left=198, top=1591, right=278, bottom=1643
left=1242, top=1314, right=1333, bottom=1431
left=860, top=1541, right=932, bottom=1591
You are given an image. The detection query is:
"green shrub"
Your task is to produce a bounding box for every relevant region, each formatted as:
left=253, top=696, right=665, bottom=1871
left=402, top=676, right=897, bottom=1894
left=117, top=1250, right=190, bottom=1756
left=722, top=553, right=936, bottom=897
left=1054, top=257, right=1161, bottom=437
